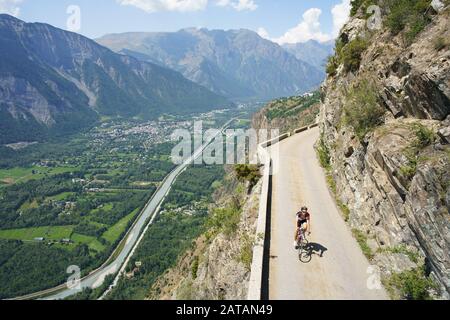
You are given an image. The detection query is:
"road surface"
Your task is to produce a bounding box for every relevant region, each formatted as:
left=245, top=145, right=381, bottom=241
left=267, top=128, right=388, bottom=300
left=12, top=119, right=235, bottom=300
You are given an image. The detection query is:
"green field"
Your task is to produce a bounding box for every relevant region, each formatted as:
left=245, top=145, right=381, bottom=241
left=19, top=199, right=39, bottom=210
left=46, top=192, right=76, bottom=201
left=236, top=119, right=251, bottom=126
left=102, top=208, right=139, bottom=244
left=91, top=203, right=114, bottom=214
left=70, top=233, right=106, bottom=253
left=0, top=166, right=78, bottom=186
left=0, top=226, right=74, bottom=241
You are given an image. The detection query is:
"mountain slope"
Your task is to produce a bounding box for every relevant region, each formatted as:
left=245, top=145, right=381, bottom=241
left=283, top=40, right=335, bottom=70
left=0, top=15, right=230, bottom=144
left=96, top=28, right=325, bottom=101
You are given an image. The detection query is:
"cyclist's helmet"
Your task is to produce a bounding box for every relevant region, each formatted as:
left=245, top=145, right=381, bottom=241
left=301, top=206, right=308, bottom=212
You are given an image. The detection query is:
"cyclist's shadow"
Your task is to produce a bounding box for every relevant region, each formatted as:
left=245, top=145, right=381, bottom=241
left=300, top=242, right=328, bottom=263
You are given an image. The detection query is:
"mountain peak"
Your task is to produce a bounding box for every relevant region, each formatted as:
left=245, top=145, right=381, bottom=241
left=97, top=28, right=324, bottom=100
left=0, top=13, right=19, bottom=20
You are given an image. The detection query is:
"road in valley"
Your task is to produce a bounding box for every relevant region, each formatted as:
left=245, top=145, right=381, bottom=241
left=12, top=119, right=235, bottom=300
left=267, top=128, right=388, bottom=300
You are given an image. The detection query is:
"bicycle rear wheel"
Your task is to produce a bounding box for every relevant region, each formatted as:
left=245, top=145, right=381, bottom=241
left=298, top=239, right=311, bottom=263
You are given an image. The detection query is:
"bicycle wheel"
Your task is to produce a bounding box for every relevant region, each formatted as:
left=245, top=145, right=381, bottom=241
left=299, top=250, right=312, bottom=263
left=298, top=239, right=311, bottom=263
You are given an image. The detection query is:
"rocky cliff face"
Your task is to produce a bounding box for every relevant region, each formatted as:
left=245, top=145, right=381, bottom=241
left=149, top=169, right=261, bottom=300
left=320, top=1, right=449, bottom=298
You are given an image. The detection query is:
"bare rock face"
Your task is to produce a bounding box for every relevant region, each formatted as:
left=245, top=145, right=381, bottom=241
left=192, top=232, right=250, bottom=300
left=320, top=5, right=450, bottom=298
left=179, top=180, right=260, bottom=300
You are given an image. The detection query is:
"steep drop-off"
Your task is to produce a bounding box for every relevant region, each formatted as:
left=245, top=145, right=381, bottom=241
left=148, top=167, right=261, bottom=300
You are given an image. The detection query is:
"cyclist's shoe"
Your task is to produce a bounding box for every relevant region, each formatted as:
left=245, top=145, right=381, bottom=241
left=294, top=241, right=298, bottom=249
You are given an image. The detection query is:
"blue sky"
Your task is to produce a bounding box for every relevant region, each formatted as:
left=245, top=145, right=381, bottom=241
left=0, top=0, right=351, bottom=43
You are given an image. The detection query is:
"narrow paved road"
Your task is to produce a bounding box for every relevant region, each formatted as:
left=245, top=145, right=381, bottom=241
left=267, top=128, right=388, bottom=300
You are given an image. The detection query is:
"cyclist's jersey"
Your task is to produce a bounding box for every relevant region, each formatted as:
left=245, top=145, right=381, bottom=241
left=296, top=212, right=310, bottom=227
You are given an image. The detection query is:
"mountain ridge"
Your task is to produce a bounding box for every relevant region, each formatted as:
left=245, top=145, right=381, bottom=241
left=0, top=14, right=231, bottom=144
left=96, top=28, right=325, bottom=101
left=282, top=39, right=335, bottom=69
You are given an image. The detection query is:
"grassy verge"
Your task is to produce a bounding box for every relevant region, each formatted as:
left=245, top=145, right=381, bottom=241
left=70, top=233, right=106, bottom=253
left=378, top=245, right=420, bottom=264
left=317, top=135, right=351, bottom=223
left=352, top=228, right=374, bottom=260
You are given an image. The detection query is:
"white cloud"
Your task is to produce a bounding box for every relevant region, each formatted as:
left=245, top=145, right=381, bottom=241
left=232, top=0, right=257, bottom=11
left=264, top=0, right=351, bottom=44
left=117, top=0, right=257, bottom=13
left=116, top=0, right=208, bottom=13
left=0, top=0, right=23, bottom=17
left=273, top=8, right=331, bottom=44
left=216, top=0, right=229, bottom=6
left=216, top=0, right=257, bottom=11
left=331, top=0, right=351, bottom=37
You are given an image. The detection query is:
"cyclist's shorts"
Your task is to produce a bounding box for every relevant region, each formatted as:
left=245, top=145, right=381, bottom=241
left=297, top=219, right=308, bottom=228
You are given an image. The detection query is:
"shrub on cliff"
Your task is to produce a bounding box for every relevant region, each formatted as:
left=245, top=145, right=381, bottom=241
left=317, top=134, right=331, bottom=170
left=386, top=0, right=432, bottom=43
left=385, top=266, right=436, bottom=300
left=234, top=164, right=262, bottom=190
left=341, top=38, right=369, bottom=72
left=207, top=205, right=241, bottom=237
left=343, top=80, right=385, bottom=140
left=326, top=37, right=368, bottom=75
left=412, top=123, right=436, bottom=149
left=350, top=0, right=376, bottom=17
left=326, top=56, right=339, bottom=76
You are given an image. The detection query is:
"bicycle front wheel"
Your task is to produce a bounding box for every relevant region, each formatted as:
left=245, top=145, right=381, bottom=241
left=299, top=250, right=312, bottom=263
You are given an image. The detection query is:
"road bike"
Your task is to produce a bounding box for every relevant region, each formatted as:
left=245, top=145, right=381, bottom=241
left=297, top=228, right=312, bottom=263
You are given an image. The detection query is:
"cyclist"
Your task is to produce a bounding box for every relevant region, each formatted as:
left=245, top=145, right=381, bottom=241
left=294, top=206, right=311, bottom=249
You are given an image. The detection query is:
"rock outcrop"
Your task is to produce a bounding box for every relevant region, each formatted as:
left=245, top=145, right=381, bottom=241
left=320, top=2, right=449, bottom=298
left=252, top=93, right=321, bottom=135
